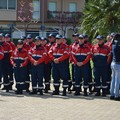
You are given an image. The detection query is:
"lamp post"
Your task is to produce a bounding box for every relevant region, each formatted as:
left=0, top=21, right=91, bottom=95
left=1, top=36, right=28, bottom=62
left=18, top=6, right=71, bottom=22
left=41, top=0, right=45, bottom=37
left=61, top=0, right=63, bottom=35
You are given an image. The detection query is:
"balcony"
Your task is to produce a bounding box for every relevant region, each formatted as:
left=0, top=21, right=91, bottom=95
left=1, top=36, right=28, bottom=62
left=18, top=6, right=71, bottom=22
left=47, top=11, right=83, bottom=23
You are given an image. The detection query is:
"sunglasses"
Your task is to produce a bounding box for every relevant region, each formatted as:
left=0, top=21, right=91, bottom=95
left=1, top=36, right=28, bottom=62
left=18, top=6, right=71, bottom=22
left=17, top=43, right=23, bottom=45
left=97, top=38, right=102, bottom=40
left=79, top=37, right=84, bottom=39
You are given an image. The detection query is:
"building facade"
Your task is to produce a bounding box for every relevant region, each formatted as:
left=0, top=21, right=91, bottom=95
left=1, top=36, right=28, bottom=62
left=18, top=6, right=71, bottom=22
left=0, top=0, right=85, bottom=39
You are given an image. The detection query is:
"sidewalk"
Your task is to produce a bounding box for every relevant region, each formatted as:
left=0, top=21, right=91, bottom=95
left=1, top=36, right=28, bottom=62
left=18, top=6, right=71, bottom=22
left=0, top=88, right=120, bottom=120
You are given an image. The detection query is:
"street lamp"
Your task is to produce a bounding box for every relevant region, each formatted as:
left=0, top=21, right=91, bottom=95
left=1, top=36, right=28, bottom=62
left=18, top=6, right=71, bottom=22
left=41, top=0, right=45, bottom=37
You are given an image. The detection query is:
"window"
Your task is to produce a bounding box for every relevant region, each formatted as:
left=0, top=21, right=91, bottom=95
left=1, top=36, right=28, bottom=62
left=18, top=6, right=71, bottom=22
left=0, top=0, right=16, bottom=10
left=48, top=2, right=57, bottom=18
left=68, top=3, right=77, bottom=12
left=33, top=0, right=40, bottom=20
left=8, top=0, right=16, bottom=9
left=48, top=2, right=56, bottom=11
left=0, top=0, right=7, bottom=9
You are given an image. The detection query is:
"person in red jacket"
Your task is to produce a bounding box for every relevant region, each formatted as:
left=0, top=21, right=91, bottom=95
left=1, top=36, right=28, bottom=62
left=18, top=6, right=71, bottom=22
left=5, top=33, right=16, bottom=90
left=28, top=36, right=47, bottom=95
left=71, top=34, right=91, bottom=96
left=105, top=34, right=113, bottom=94
left=27, top=34, right=35, bottom=48
left=70, top=33, right=80, bottom=91
left=5, top=34, right=16, bottom=51
left=0, top=44, right=4, bottom=88
left=21, top=36, right=31, bottom=93
left=0, top=33, right=12, bottom=92
left=40, top=37, right=51, bottom=93
left=62, top=36, right=72, bottom=93
left=48, top=34, right=69, bottom=96
left=43, top=33, right=56, bottom=91
left=21, top=36, right=31, bottom=52
left=92, top=35, right=111, bottom=96
left=82, top=34, right=93, bottom=93
left=11, top=40, right=28, bottom=94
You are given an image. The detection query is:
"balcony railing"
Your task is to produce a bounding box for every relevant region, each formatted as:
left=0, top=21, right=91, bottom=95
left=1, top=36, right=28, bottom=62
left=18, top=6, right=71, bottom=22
left=47, top=11, right=83, bottom=23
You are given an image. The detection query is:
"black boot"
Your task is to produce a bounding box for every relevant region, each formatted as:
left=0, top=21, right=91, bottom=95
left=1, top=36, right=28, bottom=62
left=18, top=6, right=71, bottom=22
left=84, top=88, right=88, bottom=96
left=19, top=90, right=23, bottom=95
left=38, top=89, right=43, bottom=95
left=44, top=85, right=49, bottom=93
left=68, top=81, right=72, bottom=92
left=62, top=88, right=67, bottom=96
left=52, top=86, right=59, bottom=95
left=9, top=84, right=13, bottom=90
left=106, top=84, right=110, bottom=94
left=71, top=85, right=75, bottom=91
left=15, top=89, right=23, bottom=94
left=89, top=85, right=93, bottom=93
left=29, top=89, right=37, bottom=94
left=15, top=90, right=20, bottom=94
left=2, top=87, right=6, bottom=90
left=48, top=84, right=50, bottom=90
left=74, top=87, right=80, bottom=96
left=26, top=89, right=30, bottom=93
left=102, top=89, right=106, bottom=97
left=95, top=89, right=101, bottom=96
left=6, top=89, right=9, bottom=92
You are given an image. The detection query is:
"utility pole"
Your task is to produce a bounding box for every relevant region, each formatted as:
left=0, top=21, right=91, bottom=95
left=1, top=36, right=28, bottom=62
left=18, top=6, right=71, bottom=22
left=61, top=0, right=63, bottom=35
left=41, top=0, right=45, bottom=37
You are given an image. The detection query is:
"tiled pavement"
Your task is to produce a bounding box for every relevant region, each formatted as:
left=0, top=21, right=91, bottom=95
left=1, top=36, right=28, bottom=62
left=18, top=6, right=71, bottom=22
left=0, top=86, right=120, bottom=120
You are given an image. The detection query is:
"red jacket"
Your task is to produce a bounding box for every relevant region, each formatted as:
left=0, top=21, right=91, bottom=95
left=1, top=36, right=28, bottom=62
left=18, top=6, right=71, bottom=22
left=23, top=43, right=31, bottom=52
left=69, top=42, right=79, bottom=64
left=29, top=42, right=35, bottom=48
left=92, top=43, right=111, bottom=64
left=48, top=43, right=69, bottom=62
left=10, top=48, right=28, bottom=67
left=44, top=42, right=56, bottom=64
left=105, top=41, right=112, bottom=51
left=7, top=41, right=16, bottom=51
left=1, top=42, right=12, bottom=57
left=71, top=43, right=91, bottom=65
left=28, top=45, right=47, bottom=65
left=0, top=45, right=4, bottom=60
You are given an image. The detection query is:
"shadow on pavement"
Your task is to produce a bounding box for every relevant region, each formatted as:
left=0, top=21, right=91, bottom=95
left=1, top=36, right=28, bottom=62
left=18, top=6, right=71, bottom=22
left=0, top=89, right=110, bottom=101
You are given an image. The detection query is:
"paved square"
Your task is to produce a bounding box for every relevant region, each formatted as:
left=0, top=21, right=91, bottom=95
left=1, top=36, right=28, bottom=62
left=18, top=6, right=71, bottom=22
left=0, top=88, right=120, bottom=120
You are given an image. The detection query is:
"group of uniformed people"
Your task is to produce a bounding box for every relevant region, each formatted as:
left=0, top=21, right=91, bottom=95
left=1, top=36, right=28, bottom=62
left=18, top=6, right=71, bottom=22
left=0, top=32, right=115, bottom=97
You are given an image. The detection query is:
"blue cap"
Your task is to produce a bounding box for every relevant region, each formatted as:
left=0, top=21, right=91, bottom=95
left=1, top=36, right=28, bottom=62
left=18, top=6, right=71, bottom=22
left=27, top=34, right=33, bottom=39
left=113, top=34, right=120, bottom=41
left=110, top=32, right=116, bottom=37
left=56, top=34, right=62, bottom=39
left=41, top=37, right=47, bottom=40
left=79, top=34, right=85, bottom=39
left=96, top=35, right=104, bottom=40
left=17, top=40, right=24, bottom=45
left=5, top=33, right=11, bottom=38
left=72, top=33, right=79, bottom=37
left=82, top=34, right=88, bottom=38
left=21, top=36, right=26, bottom=40
left=35, top=36, right=41, bottom=40
left=48, top=33, right=55, bottom=38
left=0, top=33, right=4, bottom=37
left=63, top=36, right=67, bottom=39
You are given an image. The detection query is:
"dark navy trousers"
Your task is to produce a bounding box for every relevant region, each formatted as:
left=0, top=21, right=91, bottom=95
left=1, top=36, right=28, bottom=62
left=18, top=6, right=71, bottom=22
left=44, top=63, right=51, bottom=86
left=52, top=61, right=69, bottom=88
left=14, top=66, right=27, bottom=90
left=74, top=64, right=89, bottom=88
left=94, top=66, right=107, bottom=89
left=31, top=63, right=44, bottom=90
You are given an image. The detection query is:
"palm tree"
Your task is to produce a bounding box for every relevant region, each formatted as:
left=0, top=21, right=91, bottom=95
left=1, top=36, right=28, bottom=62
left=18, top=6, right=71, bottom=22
left=80, top=0, right=120, bottom=40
